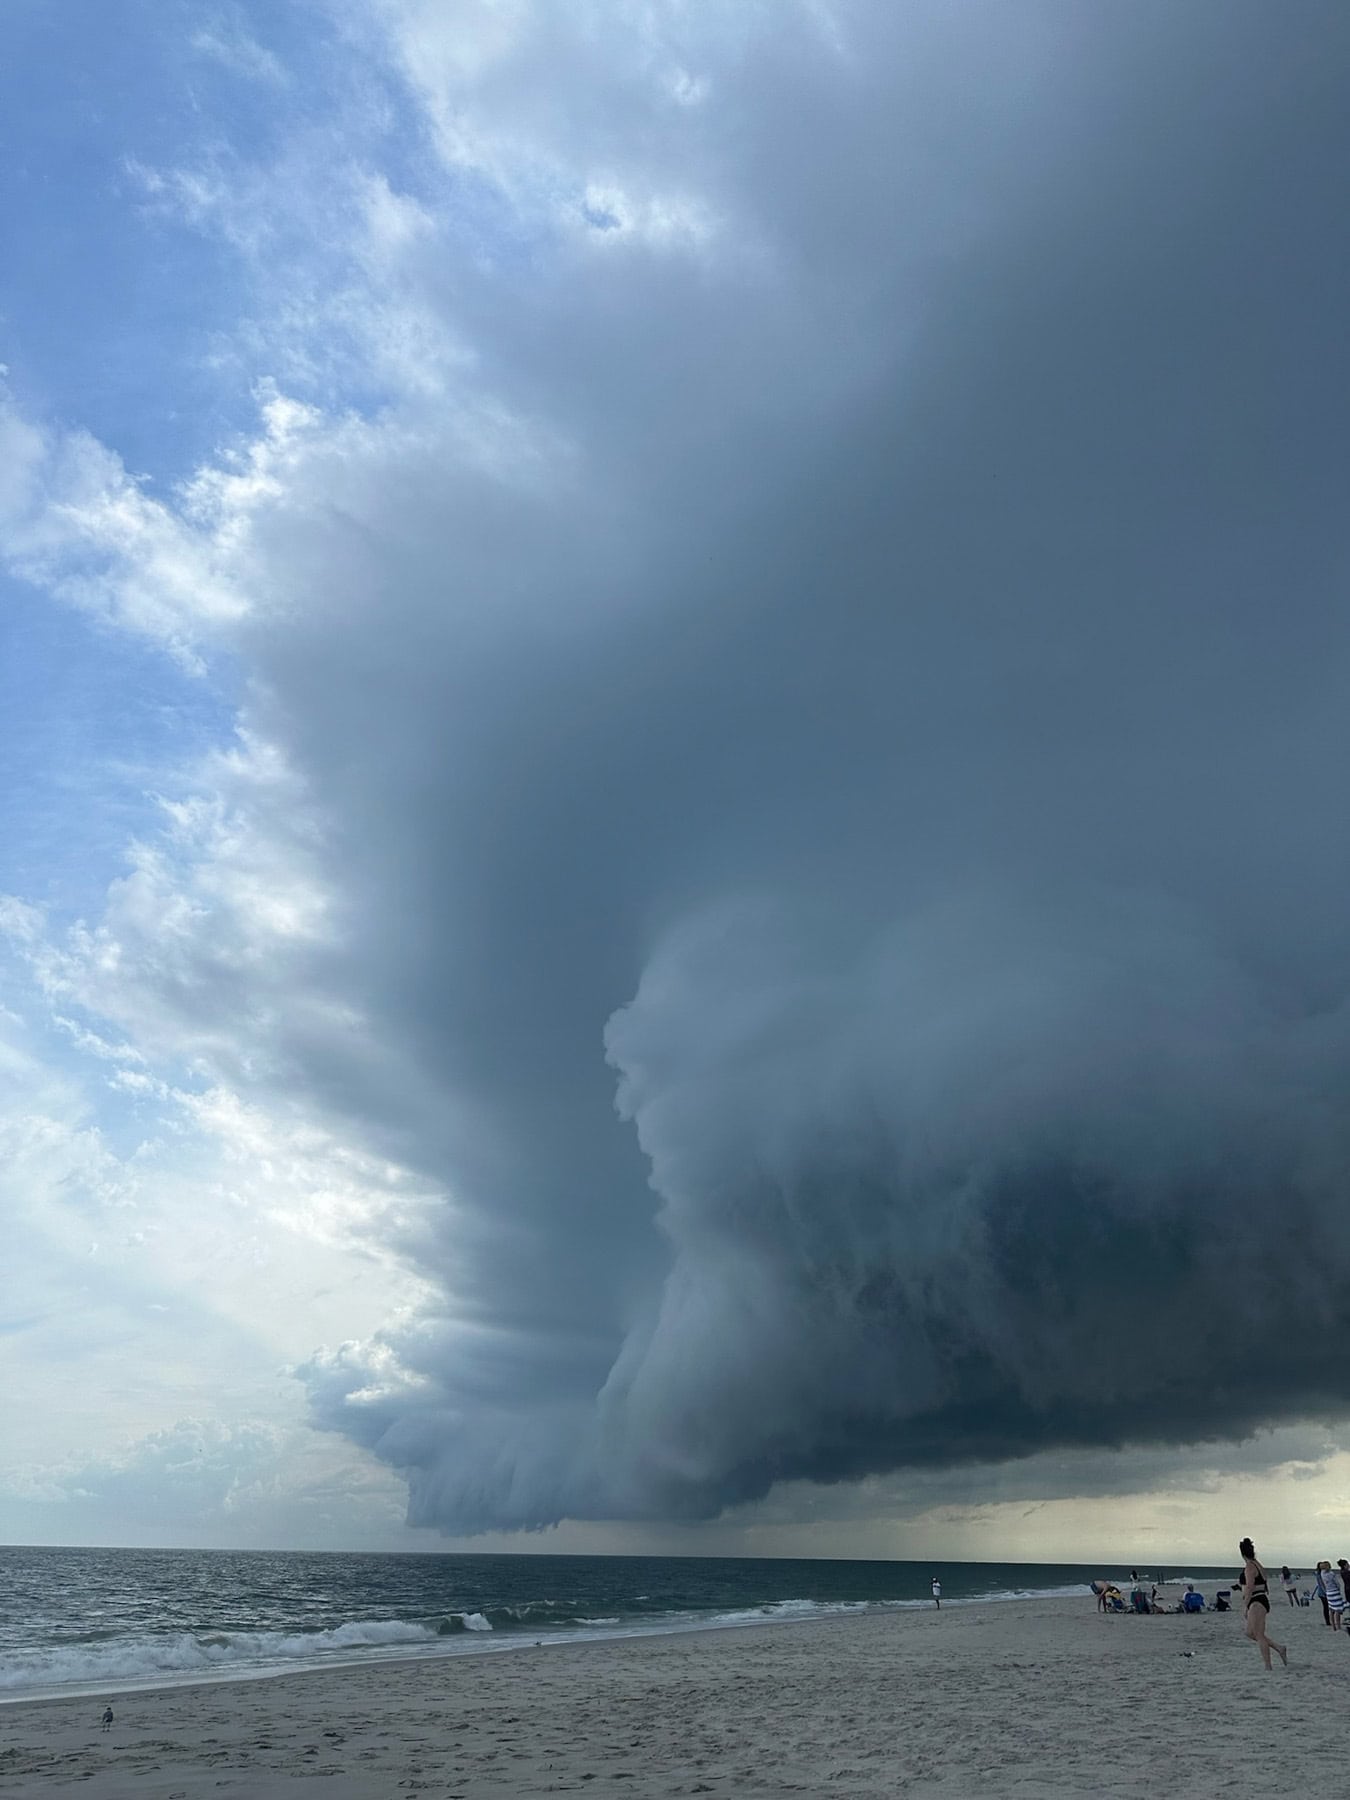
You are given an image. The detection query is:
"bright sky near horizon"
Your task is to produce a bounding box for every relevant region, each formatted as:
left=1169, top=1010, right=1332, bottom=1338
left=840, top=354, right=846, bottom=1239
left=4, top=0, right=1350, bottom=1566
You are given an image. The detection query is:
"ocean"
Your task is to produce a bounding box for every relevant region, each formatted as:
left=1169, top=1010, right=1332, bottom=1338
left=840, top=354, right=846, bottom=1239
left=0, top=1547, right=1233, bottom=1702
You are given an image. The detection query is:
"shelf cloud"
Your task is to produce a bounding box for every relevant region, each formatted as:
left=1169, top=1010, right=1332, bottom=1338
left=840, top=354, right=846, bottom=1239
left=7, top=0, right=1349, bottom=1538
left=282, top=1, right=1350, bottom=1528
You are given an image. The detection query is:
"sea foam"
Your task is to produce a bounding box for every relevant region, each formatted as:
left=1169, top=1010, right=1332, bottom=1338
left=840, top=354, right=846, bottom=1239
left=0, top=1618, right=441, bottom=1694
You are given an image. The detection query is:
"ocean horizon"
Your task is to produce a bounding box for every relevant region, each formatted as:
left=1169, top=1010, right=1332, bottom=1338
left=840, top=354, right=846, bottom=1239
left=0, top=1545, right=1239, bottom=1704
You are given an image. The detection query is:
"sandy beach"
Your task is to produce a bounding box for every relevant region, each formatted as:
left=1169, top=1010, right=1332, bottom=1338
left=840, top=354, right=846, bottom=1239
left=1, top=1591, right=1342, bottom=1798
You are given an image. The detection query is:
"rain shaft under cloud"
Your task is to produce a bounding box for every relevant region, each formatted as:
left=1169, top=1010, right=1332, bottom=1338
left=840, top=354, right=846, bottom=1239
left=8, top=0, right=1350, bottom=1536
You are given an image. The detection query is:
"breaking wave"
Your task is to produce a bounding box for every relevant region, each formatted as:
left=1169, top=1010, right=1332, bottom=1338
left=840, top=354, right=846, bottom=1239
left=0, top=1618, right=441, bottom=1695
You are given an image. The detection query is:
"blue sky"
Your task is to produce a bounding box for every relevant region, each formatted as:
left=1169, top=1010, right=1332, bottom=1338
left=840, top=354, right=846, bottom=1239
left=0, top=2, right=299, bottom=937
left=3, top=2, right=280, bottom=473
left=4, top=0, right=1350, bottom=1561
left=0, top=0, right=430, bottom=1547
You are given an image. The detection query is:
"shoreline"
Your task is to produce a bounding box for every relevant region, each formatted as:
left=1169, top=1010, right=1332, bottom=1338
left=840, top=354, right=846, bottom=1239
left=1, top=1586, right=1075, bottom=1710
left=3, top=1591, right=1340, bottom=1797
left=0, top=1583, right=1105, bottom=1710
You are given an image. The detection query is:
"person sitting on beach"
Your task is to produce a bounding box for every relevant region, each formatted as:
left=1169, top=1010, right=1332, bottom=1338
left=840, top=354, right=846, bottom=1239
left=1240, top=1537, right=1288, bottom=1671
left=1182, top=1585, right=1205, bottom=1613
left=1214, top=1591, right=1231, bottom=1612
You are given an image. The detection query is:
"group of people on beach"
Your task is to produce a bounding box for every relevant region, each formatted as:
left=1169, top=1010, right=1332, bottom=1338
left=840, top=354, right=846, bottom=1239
left=1094, top=1540, right=1313, bottom=1672
left=1229, top=1548, right=1350, bottom=1649
left=1285, top=1559, right=1350, bottom=1628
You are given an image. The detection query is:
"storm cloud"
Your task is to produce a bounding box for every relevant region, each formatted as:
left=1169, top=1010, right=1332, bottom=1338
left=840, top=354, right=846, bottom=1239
left=12, top=0, right=1350, bottom=1535
left=271, top=0, right=1350, bottom=1531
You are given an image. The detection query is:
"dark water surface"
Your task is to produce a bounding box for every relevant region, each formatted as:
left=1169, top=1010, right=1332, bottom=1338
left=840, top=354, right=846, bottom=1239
left=0, top=1545, right=1231, bottom=1699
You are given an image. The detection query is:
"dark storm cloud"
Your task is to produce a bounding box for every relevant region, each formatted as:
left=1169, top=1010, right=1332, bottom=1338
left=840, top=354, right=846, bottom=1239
left=231, top=1, right=1350, bottom=1529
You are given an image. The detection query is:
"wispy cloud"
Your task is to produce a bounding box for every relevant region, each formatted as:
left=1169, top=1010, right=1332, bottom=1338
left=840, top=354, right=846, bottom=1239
left=190, top=11, right=289, bottom=88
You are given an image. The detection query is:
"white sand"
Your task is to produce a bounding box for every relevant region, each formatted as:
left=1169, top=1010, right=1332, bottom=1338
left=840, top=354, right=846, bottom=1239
left=0, top=1591, right=1339, bottom=1797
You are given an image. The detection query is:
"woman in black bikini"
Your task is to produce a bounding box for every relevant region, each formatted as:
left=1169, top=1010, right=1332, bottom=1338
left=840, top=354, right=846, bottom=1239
left=1240, top=1537, right=1288, bottom=1671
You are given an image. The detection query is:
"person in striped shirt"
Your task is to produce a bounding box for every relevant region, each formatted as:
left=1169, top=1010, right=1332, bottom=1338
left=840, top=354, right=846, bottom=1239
left=1315, top=1561, right=1345, bottom=1628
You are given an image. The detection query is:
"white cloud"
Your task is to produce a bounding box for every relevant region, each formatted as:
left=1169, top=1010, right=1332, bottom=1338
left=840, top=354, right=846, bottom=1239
left=0, top=910, right=429, bottom=1545
left=0, top=384, right=314, bottom=664
left=190, top=12, right=289, bottom=88
left=369, top=0, right=738, bottom=257
left=0, top=1418, right=408, bottom=1548
left=52, top=1018, right=146, bottom=1065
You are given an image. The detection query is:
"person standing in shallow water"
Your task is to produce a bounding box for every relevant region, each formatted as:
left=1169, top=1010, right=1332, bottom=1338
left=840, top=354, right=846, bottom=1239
left=931, top=1576, right=941, bottom=1609
left=1240, top=1538, right=1287, bottom=1671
